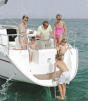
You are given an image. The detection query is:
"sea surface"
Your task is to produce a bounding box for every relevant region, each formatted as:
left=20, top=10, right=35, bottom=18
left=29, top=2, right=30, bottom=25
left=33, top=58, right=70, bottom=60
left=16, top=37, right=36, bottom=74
left=0, top=19, right=88, bottom=101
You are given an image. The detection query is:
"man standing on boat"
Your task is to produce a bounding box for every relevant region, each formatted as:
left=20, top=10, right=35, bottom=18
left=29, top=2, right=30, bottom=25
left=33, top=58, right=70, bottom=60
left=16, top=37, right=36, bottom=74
left=37, top=21, right=53, bottom=49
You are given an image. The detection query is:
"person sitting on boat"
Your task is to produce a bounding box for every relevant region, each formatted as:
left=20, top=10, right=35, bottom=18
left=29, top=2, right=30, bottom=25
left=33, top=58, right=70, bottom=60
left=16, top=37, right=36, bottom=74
left=36, top=21, right=53, bottom=49
left=53, top=53, right=70, bottom=100
left=29, top=37, right=38, bottom=62
left=56, top=38, right=69, bottom=60
left=18, top=15, right=29, bottom=49
left=54, top=14, right=67, bottom=47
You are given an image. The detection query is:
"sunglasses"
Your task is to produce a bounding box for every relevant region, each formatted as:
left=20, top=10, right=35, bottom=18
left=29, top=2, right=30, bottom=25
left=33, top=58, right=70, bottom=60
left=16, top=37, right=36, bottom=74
left=57, top=18, right=61, bottom=20
left=24, top=19, right=28, bottom=22
left=63, top=41, right=66, bottom=43
left=43, top=24, right=48, bottom=27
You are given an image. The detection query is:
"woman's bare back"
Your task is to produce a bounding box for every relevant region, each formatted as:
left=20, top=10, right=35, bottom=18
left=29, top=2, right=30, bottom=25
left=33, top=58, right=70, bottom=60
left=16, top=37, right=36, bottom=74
left=56, top=60, right=69, bottom=72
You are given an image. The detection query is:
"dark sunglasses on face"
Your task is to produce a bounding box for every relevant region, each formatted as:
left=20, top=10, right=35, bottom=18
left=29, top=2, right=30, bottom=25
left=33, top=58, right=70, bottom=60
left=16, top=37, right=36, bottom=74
left=43, top=24, right=48, bottom=27
left=57, top=18, right=61, bottom=20
left=24, top=19, right=28, bottom=22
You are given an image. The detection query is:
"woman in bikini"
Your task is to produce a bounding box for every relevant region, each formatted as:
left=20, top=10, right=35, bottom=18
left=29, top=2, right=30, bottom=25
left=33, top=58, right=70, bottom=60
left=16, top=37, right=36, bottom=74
left=54, top=53, right=70, bottom=100
left=18, top=15, right=29, bottom=49
left=54, top=14, right=67, bottom=47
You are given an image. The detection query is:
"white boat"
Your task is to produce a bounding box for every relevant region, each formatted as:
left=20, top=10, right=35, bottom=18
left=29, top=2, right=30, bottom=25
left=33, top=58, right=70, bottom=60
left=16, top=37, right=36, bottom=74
left=0, top=25, right=78, bottom=87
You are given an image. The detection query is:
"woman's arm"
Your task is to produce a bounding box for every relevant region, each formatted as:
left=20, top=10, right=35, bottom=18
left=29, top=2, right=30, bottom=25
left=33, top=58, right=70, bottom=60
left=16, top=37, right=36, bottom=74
left=35, top=42, right=39, bottom=50
left=18, top=24, right=21, bottom=34
left=53, top=23, right=56, bottom=38
left=63, top=22, right=67, bottom=39
left=54, top=63, right=57, bottom=73
left=53, top=63, right=57, bottom=81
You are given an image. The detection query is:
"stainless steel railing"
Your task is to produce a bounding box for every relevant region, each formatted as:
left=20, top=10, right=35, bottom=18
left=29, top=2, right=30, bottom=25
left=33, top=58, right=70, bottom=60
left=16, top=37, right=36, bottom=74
left=0, top=30, right=78, bottom=55
left=0, top=33, right=19, bottom=55
left=67, top=30, right=77, bottom=48
left=0, top=34, right=9, bottom=54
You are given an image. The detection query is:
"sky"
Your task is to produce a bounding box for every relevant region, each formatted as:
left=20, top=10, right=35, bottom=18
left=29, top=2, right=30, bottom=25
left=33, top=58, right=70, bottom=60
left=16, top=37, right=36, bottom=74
left=0, top=0, right=88, bottom=19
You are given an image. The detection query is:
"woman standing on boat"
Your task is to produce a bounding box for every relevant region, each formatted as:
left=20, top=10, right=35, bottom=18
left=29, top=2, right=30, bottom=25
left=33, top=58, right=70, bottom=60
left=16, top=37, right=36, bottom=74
left=18, top=15, right=29, bottom=49
left=54, top=14, right=67, bottom=47
left=54, top=53, right=70, bottom=100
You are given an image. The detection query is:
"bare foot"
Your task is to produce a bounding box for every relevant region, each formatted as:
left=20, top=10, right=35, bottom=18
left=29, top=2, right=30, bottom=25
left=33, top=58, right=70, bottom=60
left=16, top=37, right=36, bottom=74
left=56, top=96, right=64, bottom=100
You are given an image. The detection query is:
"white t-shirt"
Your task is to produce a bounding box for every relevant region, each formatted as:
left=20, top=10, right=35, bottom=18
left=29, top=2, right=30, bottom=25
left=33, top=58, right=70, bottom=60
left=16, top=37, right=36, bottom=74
left=37, top=25, right=52, bottom=40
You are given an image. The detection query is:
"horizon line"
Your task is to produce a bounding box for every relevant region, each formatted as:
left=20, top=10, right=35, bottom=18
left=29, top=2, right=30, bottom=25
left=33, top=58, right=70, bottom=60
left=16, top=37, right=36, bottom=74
left=0, top=17, right=88, bottom=20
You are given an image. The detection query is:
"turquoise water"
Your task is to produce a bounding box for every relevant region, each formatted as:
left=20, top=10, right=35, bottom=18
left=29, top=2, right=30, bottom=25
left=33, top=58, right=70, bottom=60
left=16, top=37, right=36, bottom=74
left=0, top=19, right=88, bottom=101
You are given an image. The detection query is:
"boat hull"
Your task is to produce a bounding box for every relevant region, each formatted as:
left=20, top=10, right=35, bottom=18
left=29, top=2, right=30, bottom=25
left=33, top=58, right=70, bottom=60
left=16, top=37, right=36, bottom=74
left=0, top=53, right=33, bottom=83
left=0, top=47, right=78, bottom=87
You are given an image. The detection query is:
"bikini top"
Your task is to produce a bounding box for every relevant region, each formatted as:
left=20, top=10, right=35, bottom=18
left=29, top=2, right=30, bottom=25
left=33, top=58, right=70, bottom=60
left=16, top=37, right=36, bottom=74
left=20, top=24, right=27, bottom=33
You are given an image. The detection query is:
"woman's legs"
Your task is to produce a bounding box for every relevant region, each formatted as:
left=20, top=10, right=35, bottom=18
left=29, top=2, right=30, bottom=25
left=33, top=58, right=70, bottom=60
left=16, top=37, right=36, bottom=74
left=19, top=38, right=26, bottom=49
left=58, top=84, right=64, bottom=98
left=29, top=50, right=33, bottom=62
left=62, top=83, right=66, bottom=98
left=57, top=83, right=66, bottom=99
left=57, top=35, right=62, bottom=45
left=25, top=36, right=28, bottom=45
left=54, top=35, right=62, bottom=47
left=54, top=38, right=57, bottom=48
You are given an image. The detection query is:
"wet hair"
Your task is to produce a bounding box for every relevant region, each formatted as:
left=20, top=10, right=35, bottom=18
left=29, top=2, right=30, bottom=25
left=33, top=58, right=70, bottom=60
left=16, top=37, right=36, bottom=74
left=42, top=21, right=49, bottom=25
left=22, top=15, right=29, bottom=20
left=60, top=38, right=67, bottom=44
left=31, top=37, right=35, bottom=41
left=55, top=53, right=62, bottom=60
left=56, top=14, right=62, bottom=19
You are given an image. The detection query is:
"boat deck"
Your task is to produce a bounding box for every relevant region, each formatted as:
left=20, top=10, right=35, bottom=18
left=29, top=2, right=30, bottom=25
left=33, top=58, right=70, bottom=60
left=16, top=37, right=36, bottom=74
left=34, top=71, right=60, bottom=80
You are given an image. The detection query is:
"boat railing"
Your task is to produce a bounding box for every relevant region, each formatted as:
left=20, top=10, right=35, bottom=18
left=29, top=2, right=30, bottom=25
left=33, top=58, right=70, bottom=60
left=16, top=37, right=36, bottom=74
left=0, top=33, right=55, bottom=55
left=0, top=31, right=77, bottom=55
left=0, top=34, right=8, bottom=46
left=67, top=30, right=77, bottom=47
left=0, top=33, right=19, bottom=54
left=0, top=33, right=9, bottom=55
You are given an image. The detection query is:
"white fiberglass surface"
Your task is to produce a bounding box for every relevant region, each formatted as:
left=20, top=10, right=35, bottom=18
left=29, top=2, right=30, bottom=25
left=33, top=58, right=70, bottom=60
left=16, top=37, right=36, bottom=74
left=64, top=48, right=78, bottom=81
left=29, top=48, right=78, bottom=87
left=30, top=49, right=57, bottom=74
left=9, top=48, right=78, bottom=75
left=9, top=49, right=57, bottom=74
left=9, top=47, right=78, bottom=86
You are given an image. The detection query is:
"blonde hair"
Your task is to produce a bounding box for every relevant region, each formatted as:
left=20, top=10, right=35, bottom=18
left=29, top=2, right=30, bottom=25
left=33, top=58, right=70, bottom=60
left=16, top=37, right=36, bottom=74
left=56, top=14, right=62, bottom=19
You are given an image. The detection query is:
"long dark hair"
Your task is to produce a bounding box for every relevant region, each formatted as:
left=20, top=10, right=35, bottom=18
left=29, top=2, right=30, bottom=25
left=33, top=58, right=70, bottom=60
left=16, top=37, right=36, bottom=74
left=55, top=53, right=62, bottom=60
